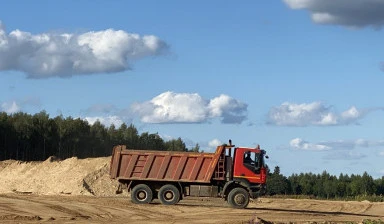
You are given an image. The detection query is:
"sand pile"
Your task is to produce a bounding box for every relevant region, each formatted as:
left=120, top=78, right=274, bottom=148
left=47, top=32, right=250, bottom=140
left=0, top=156, right=125, bottom=196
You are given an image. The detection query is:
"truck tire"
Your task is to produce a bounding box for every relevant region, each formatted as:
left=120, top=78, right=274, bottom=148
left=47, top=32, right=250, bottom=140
left=131, top=184, right=153, bottom=204
left=158, top=184, right=180, bottom=205
left=227, top=187, right=249, bottom=209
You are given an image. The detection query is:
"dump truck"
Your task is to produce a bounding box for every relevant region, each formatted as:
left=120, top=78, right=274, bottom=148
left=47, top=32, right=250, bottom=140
left=109, top=140, right=268, bottom=208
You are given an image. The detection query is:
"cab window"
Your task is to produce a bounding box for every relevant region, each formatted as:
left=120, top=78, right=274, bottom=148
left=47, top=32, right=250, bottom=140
left=243, top=151, right=257, bottom=166
left=243, top=151, right=260, bottom=173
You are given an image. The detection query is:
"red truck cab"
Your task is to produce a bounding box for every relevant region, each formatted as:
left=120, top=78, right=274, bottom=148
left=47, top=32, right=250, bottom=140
left=233, top=146, right=267, bottom=184
left=220, top=144, right=267, bottom=204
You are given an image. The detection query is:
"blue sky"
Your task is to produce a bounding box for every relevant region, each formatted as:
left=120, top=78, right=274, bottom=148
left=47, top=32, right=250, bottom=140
left=1, top=0, right=384, bottom=178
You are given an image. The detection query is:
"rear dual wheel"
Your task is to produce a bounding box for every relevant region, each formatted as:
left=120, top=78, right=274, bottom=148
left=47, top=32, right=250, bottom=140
left=158, top=184, right=180, bottom=205
left=131, top=184, right=153, bottom=204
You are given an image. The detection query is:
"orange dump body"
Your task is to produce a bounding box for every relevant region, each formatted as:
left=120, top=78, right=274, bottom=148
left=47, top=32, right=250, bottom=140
left=110, top=145, right=224, bottom=183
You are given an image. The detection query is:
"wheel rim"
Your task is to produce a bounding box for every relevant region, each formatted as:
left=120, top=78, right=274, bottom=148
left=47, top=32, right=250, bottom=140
left=164, top=190, right=174, bottom=201
left=137, top=190, right=147, bottom=201
left=234, top=194, right=246, bottom=205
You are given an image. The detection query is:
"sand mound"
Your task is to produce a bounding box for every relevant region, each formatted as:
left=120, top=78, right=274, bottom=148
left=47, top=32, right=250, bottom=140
left=0, top=156, right=125, bottom=196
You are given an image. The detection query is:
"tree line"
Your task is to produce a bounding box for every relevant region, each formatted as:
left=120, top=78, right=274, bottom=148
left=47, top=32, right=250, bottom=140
left=267, top=166, right=384, bottom=201
left=0, top=111, right=199, bottom=161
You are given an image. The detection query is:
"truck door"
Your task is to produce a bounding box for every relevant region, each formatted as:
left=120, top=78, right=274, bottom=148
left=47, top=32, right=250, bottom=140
left=233, top=148, right=265, bottom=184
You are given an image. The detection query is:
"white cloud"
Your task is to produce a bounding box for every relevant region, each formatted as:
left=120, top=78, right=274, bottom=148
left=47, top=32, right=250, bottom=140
left=84, top=116, right=124, bottom=127
left=192, top=139, right=224, bottom=153
left=0, top=20, right=168, bottom=78
left=268, top=102, right=379, bottom=126
left=379, top=151, right=384, bottom=156
left=131, top=91, right=247, bottom=124
left=290, top=138, right=330, bottom=151
left=208, top=139, right=223, bottom=149
left=1, top=101, right=20, bottom=113
left=289, top=138, right=370, bottom=160
left=268, top=102, right=337, bottom=126
left=283, top=0, right=384, bottom=28
left=204, top=139, right=224, bottom=152
left=132, top=92, right=207, bottom=123
left=290, top=138, right=384, bottom=151
left=208, top=94, right=247, bottom=123
left=341, top=106, right=360, bottom=121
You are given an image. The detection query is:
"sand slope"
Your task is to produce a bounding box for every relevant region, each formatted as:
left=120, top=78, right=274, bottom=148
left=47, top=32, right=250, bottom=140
left=0, top=157, right=122, bottom=196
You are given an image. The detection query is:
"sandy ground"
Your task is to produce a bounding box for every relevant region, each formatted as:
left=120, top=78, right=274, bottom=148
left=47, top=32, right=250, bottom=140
left=0, top=195, right=383, bottom=224
left=0, top=157, right=383, bottom=224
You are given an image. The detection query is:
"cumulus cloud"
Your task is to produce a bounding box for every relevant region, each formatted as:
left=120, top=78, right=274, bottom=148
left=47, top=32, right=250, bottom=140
left=290, top=138, right=371, bottom=160
left=202, top=139, right=224, bottom=152
left=1, top=101, right=20, bottom=113
left=268, top=102, right=381, bottom=126
left=268, top=102, right=336, bottom=126
left=84, top=116, right=124, bottom=127
left=208, top=94, right=248, bottom=124
left=131, top=91, right=248, bottom=124
left=0, top=20, right=168, bottom=78
left=290, top=138, right=330, bottom=151
left=81, top=92, right=247, bottom=126
left=283, top=0, right=384, bottom=28
left=290, top=138, right=384, bottom=151
left=208, top=139, right=223, bottom=148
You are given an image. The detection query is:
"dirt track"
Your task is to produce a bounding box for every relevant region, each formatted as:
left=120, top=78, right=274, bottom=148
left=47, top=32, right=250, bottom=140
left=0, top=194, right=383, bottom=224
left=0, top=158, right=383, bottom=223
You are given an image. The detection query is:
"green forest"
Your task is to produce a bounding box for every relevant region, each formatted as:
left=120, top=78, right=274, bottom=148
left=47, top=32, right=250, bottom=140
left=0, top=111, right=198, bottom=161
left=1, top=111, right=383, bottom=201
left=267, top=166, right=384, bottom=201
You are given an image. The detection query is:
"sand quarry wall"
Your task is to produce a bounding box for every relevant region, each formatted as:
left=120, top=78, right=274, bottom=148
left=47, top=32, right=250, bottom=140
left=0, top=156, right=125, bottom=196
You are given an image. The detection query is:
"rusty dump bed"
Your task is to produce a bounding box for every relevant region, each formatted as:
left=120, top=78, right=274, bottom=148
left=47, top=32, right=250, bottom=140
left=110, top=145, right=224, bottom=183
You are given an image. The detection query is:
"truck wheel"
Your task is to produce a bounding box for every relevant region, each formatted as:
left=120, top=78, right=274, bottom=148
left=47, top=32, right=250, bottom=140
left=227, top=187, right=249, bottom=209
left=131, top=184, right=153, bottom=204
left=158, top=184, right=180, bottom=205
